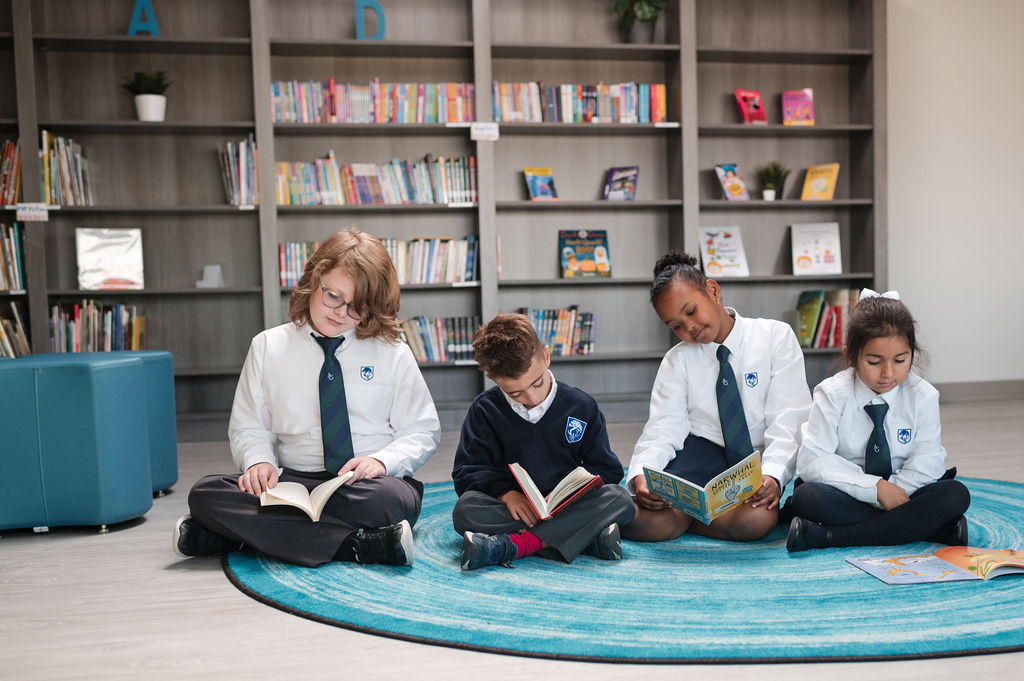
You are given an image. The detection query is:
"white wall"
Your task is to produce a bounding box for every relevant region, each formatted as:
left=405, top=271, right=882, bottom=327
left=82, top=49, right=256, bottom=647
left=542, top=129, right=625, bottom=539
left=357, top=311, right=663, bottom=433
left=888, top=0, right=1024, bottom=385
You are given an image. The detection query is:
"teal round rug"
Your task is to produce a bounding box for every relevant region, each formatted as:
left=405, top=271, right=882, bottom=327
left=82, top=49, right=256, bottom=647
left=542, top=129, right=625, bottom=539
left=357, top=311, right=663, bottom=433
left=223, top=477, right=1024, bottom=663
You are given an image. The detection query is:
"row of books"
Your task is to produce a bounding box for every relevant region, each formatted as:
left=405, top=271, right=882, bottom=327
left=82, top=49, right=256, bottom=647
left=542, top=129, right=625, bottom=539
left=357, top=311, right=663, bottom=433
left=1, top=223, right=25, bottom=291
left=0, top=301, right=30, bottom=358
left=271, top=79, right=477, bottom=124
left=795, top=289, right=859, bottom=349
left=41, top=131, right=94, bottom=206
left=50, top=300, right=147, bottom=353
left=517, top=305, right=596, bottom=356
left=218, top=134, right=259, bottom=206
left=735, top=87, right=815, bottom=125
left=381, top=236, right=479, bottom=285
left=492, top=81, right=668, bottom=124
left=0, top=140, right=22, bottom=205
left=697, top=222, right=842, bottom=279
left=275, top=153, right=476, bottom=206
left=401, top=314, right=480, bottom=363
left=278, top=241, right=320, bottom=288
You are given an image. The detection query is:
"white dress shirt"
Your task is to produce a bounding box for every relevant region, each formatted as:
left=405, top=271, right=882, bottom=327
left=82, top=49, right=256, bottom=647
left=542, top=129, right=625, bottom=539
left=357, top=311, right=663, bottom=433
left=627, top=309, right=811, bottom=489
left=502, top=370, right=559, bottom=424
left=228, top=321, right=441, bottom=478
left=797, top=367, right=948, bottom=505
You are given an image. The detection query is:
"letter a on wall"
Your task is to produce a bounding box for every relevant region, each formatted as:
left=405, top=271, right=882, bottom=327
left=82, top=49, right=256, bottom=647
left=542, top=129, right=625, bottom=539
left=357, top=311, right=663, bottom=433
left=128, top=0, right=160, bottom=36
left=355, top=0, right=386, bottom=40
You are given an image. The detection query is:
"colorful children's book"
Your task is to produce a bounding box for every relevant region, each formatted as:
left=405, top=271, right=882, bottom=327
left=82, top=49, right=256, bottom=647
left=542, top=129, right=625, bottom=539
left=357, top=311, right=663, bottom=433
left=509, top=462, right=603, bottom=521
left=848, top=547, right=1024, bottom=585
left=791, top=222, right=842, bottom=275
left=794, top=290, right=826, bottom=348
left=698, top=226, right=749, bottom=277
left=782, top=88, right=815, bottom=126
left=523, top=166, right=559, bottom=201
left=643, top=451, right=763, bottom=525
left=734, top=89, right=767, bottom=124
left=603, top=166, right=638, bottom=200
left=800, top=162, right=840, bottom=200
left=559, top=229, right=611, bottom=278
left=714, top=163, right=751, bottom=201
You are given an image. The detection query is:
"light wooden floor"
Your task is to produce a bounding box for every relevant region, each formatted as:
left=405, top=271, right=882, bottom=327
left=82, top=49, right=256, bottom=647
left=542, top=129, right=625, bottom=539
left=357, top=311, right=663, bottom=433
left=2, top=399, right=1022, bottom=680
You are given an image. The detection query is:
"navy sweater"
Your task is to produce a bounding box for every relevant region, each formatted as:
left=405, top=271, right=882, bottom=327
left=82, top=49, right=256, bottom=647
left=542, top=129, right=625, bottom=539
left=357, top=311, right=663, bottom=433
left=452, top=383, right=624, bottom=499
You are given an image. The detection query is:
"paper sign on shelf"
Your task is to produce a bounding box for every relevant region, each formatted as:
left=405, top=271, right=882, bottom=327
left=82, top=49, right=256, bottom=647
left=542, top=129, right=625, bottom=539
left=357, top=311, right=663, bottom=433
left=16, top=203, right=49, bottom=221
left=470, top=122, right=499, bottom=141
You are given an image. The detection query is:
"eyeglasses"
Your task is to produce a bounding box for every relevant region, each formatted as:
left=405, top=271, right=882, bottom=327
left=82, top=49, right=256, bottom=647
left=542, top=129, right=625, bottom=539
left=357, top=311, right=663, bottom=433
left=319, top=284, right=360, bottom=319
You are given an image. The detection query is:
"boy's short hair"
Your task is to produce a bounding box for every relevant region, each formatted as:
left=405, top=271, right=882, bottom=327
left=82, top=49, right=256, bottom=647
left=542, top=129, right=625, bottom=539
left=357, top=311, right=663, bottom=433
left=289, top=228, right=402, bottom=343
left=472, top=313, right=545, bottom=380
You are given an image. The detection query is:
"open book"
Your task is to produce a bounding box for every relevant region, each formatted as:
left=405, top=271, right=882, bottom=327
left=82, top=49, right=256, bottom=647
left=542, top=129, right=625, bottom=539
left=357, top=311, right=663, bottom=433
left=847, top=546, right=1024, bottom=585
left=259, top=471, right=354, bottom=521
left=642, top=451, right=762, bottom=525
left=508, top=463, right=603, bottom=521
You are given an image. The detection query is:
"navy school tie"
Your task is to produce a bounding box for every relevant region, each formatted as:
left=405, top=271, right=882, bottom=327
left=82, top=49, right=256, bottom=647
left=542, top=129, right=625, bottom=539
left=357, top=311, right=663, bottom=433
left=863, top=402, right=892, bottom=478
left=313, top=334, right=355, bottom=474
left=716, top=345, right=754, bottom=466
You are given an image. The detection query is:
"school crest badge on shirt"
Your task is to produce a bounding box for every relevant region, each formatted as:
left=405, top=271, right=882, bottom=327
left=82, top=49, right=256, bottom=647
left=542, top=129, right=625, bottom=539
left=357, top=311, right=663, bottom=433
left=897, top=428, right=912, bottom=444
left=744, top=371, right=758, bottom=388
left=360, top=365, right=375, bottom=381
left=565, top=417, right=587, bottom=443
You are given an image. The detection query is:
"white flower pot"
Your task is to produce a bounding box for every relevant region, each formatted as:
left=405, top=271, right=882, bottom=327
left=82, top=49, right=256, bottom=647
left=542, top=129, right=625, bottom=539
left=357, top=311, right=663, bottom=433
left=134, top=94, right=167, bottom=122
left=762, top=189, right=776, bottom=201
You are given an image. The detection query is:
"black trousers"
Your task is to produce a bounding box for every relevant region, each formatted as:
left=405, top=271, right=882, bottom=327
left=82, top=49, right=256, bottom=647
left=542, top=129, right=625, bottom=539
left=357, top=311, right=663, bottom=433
left=188, top=469, right=423, bottom=567
left=789, top=478, right=970, bottom=547
left=451, top=485, right=636, bottom=563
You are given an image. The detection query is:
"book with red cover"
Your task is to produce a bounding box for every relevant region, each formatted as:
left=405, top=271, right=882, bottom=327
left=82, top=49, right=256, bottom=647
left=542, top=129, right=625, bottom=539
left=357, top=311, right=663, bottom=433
left=508, top=462, right=603, bottom=520
left=735, top=88, right=767, bottom=124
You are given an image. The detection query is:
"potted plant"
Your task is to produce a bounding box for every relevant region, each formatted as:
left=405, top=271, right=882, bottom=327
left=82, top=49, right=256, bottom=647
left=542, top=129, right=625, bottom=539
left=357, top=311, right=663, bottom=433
left=120, top=71, right=173, bottom=122
left=614, top=0, right=667, bottom=43
left=757, top=161, right=790, bottom=201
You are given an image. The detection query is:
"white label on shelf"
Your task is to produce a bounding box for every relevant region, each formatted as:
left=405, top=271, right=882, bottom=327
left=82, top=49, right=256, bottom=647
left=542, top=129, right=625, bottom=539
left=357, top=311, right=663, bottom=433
left=447, top=202, right=476, bottom=208
left=445, top=121, right=473, bottom=129
left=450, top=281, right=480, bottom=288
left=654, top=122, right=680, bottom=128
left=454, top=359, right=479, bottom=366
left=16, top=203, right=50, bottom=221
left=237, top=204, right=256, bottom=211
left=470, top=122, right=499, bottom=141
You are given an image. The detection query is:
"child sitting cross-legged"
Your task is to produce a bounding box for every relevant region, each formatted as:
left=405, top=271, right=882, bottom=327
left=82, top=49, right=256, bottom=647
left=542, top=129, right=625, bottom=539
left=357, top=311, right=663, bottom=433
left=452, top=313, right=636, bottom=570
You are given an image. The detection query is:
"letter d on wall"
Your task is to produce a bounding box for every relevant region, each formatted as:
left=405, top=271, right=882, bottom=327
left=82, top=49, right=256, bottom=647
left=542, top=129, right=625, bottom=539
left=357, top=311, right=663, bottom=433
left=355, top=0, right=386, bottom=40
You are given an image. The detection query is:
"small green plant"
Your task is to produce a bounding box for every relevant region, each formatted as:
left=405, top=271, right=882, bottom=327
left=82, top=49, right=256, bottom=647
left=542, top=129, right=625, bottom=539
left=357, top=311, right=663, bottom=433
left=119, top=71, right=173, bottom=96
left=757, top=161, right=791, bottom=193
left=614, top=0, right=667, bottom=33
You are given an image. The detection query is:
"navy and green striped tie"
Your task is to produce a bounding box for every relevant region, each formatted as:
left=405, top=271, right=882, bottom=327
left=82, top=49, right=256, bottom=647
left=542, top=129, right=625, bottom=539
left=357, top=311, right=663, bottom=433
left=863, top=403, right=892, bottom=478
left=313, top=334, right=354, bottom=474
left=716, top=345, right=753, bottom=466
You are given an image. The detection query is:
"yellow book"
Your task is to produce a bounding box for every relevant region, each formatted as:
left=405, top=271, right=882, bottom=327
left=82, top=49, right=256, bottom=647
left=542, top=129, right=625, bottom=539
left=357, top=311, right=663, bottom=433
left=643, top=451, right=763, bottom=524
left=800, top=162, right=840, bottom=200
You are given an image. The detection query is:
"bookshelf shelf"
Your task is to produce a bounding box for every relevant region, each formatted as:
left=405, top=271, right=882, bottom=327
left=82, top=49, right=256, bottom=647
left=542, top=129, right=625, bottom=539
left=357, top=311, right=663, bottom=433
left=53, top=205, right=258, bottom=215
left=499, top=122, right=681, bottom=135
left=269, top=39, right=473, bottom=59
left=273, top=122, right=473, bottom=136
left=38, top=120, right=256, bottom=135
left=277, top=203, right=477, bottom=214
left=496, top=200, right=681, bottom=210
left=499, top=278, right=651, bottom=288
left=549, top=351, right=666, bottom=363
left=716, top=273, right=874, bottom=285
left=33, top=34, right=252, bottom=55
left=699, top=199, right=873, bottom=210
left=282, top=282, right=481, bottom=294
left=47, top=288, right=263, bottom=297
left=699, top=124, right=873, bottom=137
left=491, top=42, right=682, bottom=61
left=696, top=47, right=873, bottom=65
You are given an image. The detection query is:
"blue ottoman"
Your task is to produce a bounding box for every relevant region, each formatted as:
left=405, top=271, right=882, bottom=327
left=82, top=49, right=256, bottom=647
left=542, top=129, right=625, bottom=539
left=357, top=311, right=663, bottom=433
left=27, top=351, right=178, bottom=493
left=0, top=354, right=153, bottom=531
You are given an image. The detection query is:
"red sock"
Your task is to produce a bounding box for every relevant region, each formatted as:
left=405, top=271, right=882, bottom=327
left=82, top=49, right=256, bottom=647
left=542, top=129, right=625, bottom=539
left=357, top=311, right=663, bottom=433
left=508, top=531, right=542, bottom=559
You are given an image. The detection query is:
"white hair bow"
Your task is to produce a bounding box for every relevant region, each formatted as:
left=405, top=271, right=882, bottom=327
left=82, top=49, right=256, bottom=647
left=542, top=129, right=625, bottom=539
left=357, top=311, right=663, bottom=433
left=859, top=288, right=900, bottom=301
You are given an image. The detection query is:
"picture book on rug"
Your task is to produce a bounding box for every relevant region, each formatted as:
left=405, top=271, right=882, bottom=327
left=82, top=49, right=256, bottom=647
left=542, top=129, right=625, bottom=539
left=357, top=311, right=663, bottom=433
left=509, top=462, right=603, bottom=520
left=75, top=227, right=144, bottom=290
left=791, top=221, right=842, bottom=275
left=782, top=88, right=815, bottom=126
left=800, top=162, right=840, bottom=201
left=734, top=89, right=767, bottom=124
left=523, top=166, right=559, bottom=201
left=848, top=546, right=1024, bottom=585
left=259, top=472, right=354, bottom=521
left=603, top=166, right=639, bottom=200
left=559, top=229, right=611, bottom=278
left=714, top=163, right=751, bottom=201
left=643, top=451, right=763, bottom=525
left=698, top=226, right=750, bottom=277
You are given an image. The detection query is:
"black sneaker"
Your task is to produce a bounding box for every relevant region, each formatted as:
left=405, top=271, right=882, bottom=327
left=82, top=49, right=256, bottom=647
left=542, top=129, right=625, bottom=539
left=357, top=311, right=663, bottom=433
left=582, top=523, right=622, bottom=560
left=461, top=531, right=517, bottom=571
left=172, top=515, right=242, bottom=557
left=350, top=519, right=414, bottom=566
left=786, top=517, right=828, bottom=553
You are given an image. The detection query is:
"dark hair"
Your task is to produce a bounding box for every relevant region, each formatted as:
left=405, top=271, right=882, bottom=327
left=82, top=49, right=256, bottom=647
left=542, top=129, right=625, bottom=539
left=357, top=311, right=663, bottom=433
left=844, top=295, right=923, bottom=369
left=650, top=250, right=708, bottom=304
left=472, top=313, right=545, bottom=380
left=288, top=228, right=402, bottom=343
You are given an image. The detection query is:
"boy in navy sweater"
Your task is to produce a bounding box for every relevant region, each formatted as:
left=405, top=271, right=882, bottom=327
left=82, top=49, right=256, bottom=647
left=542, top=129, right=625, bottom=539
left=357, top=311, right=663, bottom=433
left=452, top=314, right=636, bottom=570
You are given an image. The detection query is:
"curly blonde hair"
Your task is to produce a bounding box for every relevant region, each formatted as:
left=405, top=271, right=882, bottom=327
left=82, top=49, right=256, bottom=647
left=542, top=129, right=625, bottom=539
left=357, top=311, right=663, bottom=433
left=288, top=228, right=402, bottom=343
